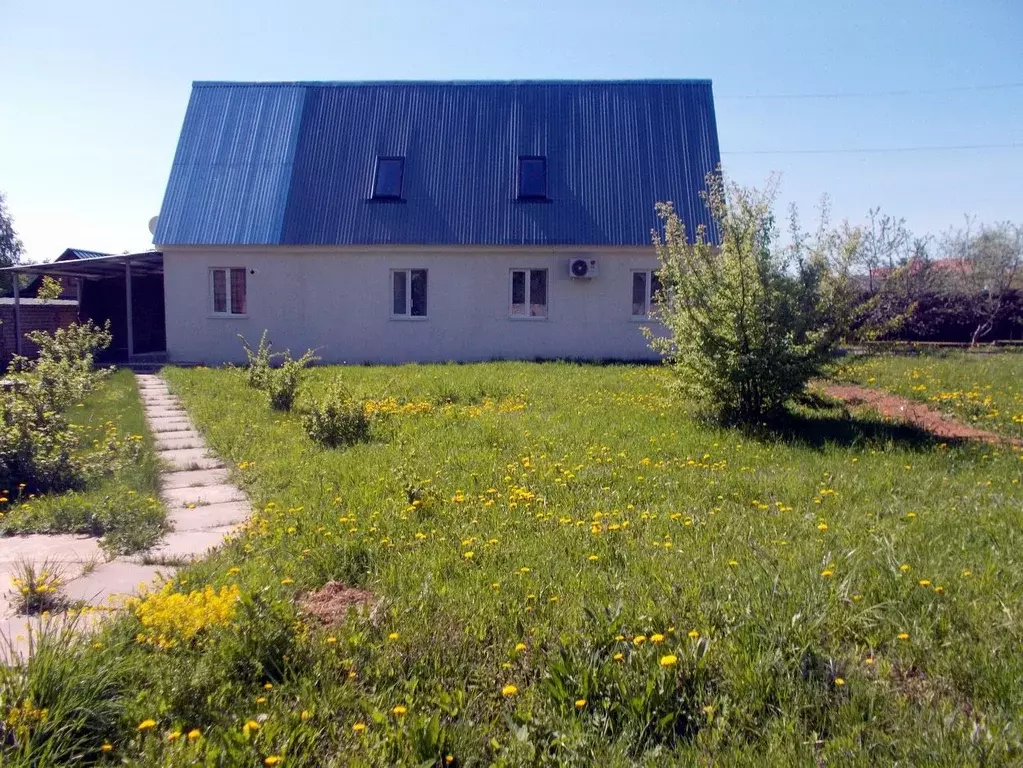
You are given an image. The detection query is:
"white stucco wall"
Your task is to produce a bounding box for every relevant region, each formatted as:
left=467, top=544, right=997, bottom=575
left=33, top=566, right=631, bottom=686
left=161, top=246, right=666, bottom=365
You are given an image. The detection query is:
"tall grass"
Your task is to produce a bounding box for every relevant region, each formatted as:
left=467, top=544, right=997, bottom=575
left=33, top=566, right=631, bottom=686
left=3, top=361, right=1021, bottom=765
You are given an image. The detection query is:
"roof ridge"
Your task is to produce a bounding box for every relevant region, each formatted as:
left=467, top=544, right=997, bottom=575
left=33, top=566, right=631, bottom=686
left=191, top=78, right=714, bottom=88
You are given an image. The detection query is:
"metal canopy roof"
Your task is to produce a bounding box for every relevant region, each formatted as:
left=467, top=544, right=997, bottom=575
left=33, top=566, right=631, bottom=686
left=3, top=251, right=163, bottom=280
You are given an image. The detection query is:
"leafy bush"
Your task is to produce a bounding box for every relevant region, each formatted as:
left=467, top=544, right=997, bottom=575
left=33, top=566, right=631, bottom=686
left=238, top=331, right=317, bottom=411
left=0, top=321, right=114, bottom=492
left=650, top=174, right=840, bottom=423
left=239, top=330, right=273, bottom=390
left=301, top=383, right=371, bottom=447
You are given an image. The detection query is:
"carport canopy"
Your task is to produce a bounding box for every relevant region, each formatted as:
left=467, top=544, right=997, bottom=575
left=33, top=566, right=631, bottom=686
left=2, top=251, right=163, bottom=357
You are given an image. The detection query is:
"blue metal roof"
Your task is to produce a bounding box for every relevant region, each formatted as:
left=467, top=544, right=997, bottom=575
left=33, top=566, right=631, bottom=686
left=58, top=248, right=113, bottom=261
left=155, top=80, right=720, bottom=247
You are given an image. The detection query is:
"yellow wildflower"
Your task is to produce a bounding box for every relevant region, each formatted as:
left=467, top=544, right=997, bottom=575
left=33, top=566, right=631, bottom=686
left=137, top=719, right=157, bottom=731
left=501, top=684, right=518, bottom=697
left=659, top=654, right=678, bottom=667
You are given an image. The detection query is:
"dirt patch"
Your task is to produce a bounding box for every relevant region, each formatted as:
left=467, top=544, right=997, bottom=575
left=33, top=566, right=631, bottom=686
left=298, top=581, right=379, bottom=626
left=821, top=383, right=1022, bottom=447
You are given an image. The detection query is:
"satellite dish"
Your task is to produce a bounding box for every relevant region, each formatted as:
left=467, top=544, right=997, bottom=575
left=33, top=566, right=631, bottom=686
left=148, top=216, right=160, bottom=235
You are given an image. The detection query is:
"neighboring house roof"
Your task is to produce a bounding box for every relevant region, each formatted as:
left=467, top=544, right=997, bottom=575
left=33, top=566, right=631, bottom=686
left=58, top=248, right=113, bottom=261
left=154, top=80, right=721, bottom=247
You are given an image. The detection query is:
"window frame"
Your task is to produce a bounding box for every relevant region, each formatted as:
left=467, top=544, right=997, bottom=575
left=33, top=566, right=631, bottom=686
left=390, top=268, right=429, bottom=320
left=517, top=155, right=548, bottom=200
left=372, top=156, right=405, bottom=200
left=630, top=269, right=663, bottom=320
left=508, top=268, right=549, bottom=320
left=208, top=266, right=248, bottom=318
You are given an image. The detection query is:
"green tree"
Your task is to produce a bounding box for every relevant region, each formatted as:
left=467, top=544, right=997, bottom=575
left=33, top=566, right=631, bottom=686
left=648, top=172, right=844, bottom=424
left=0, top=191, right=25, bottom=296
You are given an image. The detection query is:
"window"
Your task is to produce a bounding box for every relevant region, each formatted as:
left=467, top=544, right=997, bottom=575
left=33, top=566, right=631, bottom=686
left=373, top=156, right=404, bottom=199
left=518, top=156, right=547, bottom=199
left=210, top=267, right=247, bottom=315
left=510, top=269, right=547, bottom=318
left=631, top=270, right=662, bottom=318
left=392, top=269, right=427, bottom=318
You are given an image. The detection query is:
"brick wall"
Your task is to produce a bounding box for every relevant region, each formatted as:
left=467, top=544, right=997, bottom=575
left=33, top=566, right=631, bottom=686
left=0, top=303, right=80, bottom=368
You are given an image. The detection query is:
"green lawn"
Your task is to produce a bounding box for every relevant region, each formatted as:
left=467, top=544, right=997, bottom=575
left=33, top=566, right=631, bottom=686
left=838, top=350, right=1023, bottom=439
left=0, top=369, right=165, bottom=555
left=5, top=361, right=1023, bottom=765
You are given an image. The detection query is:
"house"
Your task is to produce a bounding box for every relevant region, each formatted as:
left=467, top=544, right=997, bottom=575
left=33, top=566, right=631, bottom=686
left=22, top=248, right=111, bottom=300
left=152, top=79, right=721, bottom=364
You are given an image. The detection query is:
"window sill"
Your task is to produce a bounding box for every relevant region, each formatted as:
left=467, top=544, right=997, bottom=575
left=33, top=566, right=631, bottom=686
left=508, top=315, right=549, bottom=321
left=208, top=314, right=249, bottom=320
left=390, top=315, right=428, bottom=321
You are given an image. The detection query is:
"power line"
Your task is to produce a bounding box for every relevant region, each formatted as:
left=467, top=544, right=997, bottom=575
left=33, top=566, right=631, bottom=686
left=722, top=141, right=1023, bottom=156
left=717, top=82, right=1023, bottom=100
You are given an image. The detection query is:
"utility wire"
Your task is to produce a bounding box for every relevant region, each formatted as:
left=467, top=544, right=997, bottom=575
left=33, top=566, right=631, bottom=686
left=717, top=82, right=1023, bottom=100
left=722, top=142, right=1023, bottom=156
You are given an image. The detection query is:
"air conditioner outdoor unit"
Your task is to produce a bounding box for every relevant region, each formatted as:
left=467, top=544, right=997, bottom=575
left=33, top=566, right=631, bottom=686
left=569, top=258, right=598, bottom=279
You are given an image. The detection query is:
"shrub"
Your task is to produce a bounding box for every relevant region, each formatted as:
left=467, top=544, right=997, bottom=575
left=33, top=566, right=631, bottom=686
left=264, top=349, right=318, bottom=411
left=239, top=330, right=273, bottom=390
left=238, top=331, right=317, bottom=411
left=649, top=174, right=839, bottom=423
left=0, top=321, right=113, bottom=492
left=302, top=383, right=371, bottom=447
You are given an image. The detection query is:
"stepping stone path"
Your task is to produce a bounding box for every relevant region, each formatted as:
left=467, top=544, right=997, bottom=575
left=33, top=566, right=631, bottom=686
left=0, top=373, right=251, bottom=662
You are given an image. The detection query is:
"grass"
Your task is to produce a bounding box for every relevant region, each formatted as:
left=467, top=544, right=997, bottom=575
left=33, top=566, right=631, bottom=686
left=837, top=350, right=1023, bottom=439
left=3, top=360, right=1023, bottom=765
left=0, top=369, right=166, bottom=555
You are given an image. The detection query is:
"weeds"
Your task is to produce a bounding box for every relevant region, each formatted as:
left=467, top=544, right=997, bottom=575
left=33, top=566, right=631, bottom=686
left=8, top=560, right=65, bottom=615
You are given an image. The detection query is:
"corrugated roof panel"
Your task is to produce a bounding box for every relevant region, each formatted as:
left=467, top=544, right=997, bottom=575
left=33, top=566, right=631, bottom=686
left=156, top=80, right=720, bottom=247
left=64, top=249, right=112, bottom=261
left=154, top=85, right=306, bottom=245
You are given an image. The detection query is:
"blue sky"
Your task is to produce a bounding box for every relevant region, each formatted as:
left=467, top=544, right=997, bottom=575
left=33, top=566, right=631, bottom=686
left=2, top=0, right=1020, bottom=262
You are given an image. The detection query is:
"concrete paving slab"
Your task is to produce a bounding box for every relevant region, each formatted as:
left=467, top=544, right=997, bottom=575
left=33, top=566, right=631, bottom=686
left=169, top=501, right=250, bottom=531
left=144, top=527, right=238, bottom=561
left=147, top=407, right=187, bottom=418
left=163, top=483, right=245, bottom=509
left=0, top=534, right=103, bottom=566
left=160, top=449, right=224, bottom=471
left=154, top=434, right=205, bottom=451
left=62, top=562, right=170, bottom=606
left=161, top=468, right=231, bottom=489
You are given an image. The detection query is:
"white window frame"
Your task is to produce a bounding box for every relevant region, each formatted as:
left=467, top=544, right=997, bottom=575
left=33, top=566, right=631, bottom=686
left=390, top=268, right=428, bottom=320
left=630, top=269, right=662, bottom=320
left=209, top=267, right=248, bottom=318
left=509, top=268, right=549, bottom=320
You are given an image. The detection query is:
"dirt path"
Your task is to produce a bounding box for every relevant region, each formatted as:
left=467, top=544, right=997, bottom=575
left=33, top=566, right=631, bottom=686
left=821, top=383, right=1023, bottom=447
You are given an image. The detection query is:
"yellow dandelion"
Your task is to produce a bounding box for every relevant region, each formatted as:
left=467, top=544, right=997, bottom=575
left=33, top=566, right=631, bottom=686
left=897, top=632, right=910, bottom=641
left=391, top=705, right=407, bottom=716
left=101, top=743, right=113, bottom=752
left=352, top=722, right=367, bottom=734
left=514, top=642, right=527, bottom=653
left=918, top=579, right=931, bottom=587
left=650, top=633, right=665, bottom=644
left=388, top=632, right=400, bottom=641
left=168, top=730, right=181, bottom=741
left=280, top=578, right=294, bottom=585
left=633, top=635, right=647, bottom=646
left=137, top=719, right=157, bottom=731
left=463, top=551, right=474, bottom=559
left=187, top=729, right=202, bottom=741
left=265, top=758, right=283, bottom=767
left=688, top=629, right=700, bottom=639
left=243, top=720, right=260, bottom=735
left=613, top=652, right=624, bottom=662
left=834, top=678, right=846, bottom=687
left=501, top=684, right=518, bottom=697
left=659, top=654, right=678, bottom=667
left=574, top=699, right=586, bottom=709
left=821, top=569, right=834, bottom=578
